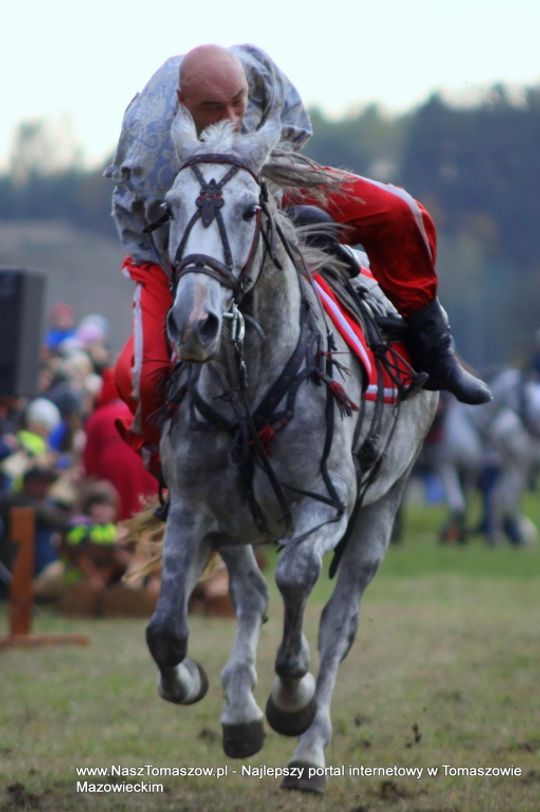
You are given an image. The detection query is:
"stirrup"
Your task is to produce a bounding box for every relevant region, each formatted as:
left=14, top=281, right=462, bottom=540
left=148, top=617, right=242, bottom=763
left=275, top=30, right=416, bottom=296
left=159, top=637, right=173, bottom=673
left=399, top=370, right=429, bottom=401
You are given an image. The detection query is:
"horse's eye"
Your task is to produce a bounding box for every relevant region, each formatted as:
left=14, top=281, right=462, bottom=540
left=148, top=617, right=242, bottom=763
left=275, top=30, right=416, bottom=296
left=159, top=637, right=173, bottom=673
left=242, top=205, right=260, bottom=221
left=162, top=202, right=174, bottom=221
left=143, top=203, right=173, bottom=233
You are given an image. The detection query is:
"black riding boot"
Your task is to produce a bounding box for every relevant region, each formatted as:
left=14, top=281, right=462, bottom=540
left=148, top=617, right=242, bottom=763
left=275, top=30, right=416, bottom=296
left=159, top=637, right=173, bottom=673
left=407, top=299, right=492, bottom=405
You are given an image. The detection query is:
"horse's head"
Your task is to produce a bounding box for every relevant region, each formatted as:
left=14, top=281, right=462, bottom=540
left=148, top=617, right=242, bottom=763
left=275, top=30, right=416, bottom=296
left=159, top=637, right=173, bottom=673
left=165, top=107, right=281, bottom=362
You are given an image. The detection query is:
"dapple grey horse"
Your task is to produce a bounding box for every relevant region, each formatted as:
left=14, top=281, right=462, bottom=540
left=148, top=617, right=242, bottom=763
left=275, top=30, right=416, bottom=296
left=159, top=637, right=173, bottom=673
left=145, top=109, right=438, bottom=794
left=435, top=368, right=540, bottom=545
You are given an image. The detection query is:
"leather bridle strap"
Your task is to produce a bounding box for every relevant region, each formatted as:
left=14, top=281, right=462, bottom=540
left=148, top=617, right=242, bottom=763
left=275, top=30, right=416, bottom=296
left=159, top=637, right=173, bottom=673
left=171, top=154, right=263, bottom=300
left=178, top=152, right=261, bottom=183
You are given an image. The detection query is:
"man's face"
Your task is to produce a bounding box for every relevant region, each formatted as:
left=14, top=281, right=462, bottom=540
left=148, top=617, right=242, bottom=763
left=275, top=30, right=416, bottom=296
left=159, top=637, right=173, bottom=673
left=178, top=75, right=248, bottom=135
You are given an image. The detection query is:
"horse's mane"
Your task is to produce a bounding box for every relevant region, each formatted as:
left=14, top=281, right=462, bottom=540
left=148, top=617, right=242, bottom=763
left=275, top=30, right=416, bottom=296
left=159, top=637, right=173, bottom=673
left=263, top=150, right=353, bottom=278
left=193, top=122, right=354, bottom=277
left=197, top=121, right=348, bottom=199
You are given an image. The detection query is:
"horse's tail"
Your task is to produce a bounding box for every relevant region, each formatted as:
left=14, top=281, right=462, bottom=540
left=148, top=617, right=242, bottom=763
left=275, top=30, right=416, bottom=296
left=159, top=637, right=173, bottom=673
left=121, top=504, right=221, bottom=587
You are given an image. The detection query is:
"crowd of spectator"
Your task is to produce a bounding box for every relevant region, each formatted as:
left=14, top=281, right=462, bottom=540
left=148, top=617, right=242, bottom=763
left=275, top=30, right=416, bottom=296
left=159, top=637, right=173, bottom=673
left=0, top=302, right=159, bottom=614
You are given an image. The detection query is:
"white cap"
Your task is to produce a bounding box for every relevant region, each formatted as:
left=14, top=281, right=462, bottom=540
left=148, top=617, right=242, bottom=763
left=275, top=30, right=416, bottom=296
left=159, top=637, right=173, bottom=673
left=26, top=397, right=62, bottom=432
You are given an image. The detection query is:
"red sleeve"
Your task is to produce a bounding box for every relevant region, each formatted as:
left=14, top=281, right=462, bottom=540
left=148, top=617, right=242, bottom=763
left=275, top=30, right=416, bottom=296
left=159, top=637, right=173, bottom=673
left=284, top=170, right=438, bottom=315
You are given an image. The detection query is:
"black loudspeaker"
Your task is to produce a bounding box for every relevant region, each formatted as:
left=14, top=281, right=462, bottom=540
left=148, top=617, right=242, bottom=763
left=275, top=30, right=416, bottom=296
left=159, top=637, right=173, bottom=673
left=0, top=269, right=46, bottom=396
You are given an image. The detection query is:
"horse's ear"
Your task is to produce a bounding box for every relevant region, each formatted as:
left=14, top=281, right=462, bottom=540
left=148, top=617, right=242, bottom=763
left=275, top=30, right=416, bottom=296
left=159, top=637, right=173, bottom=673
left=242, top=118, right=282, bottom=173
left=171, top=104, right=200, bottom=163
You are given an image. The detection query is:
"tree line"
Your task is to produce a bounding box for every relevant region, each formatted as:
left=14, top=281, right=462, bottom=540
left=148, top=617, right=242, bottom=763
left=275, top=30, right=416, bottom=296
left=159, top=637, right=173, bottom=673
left=2, top=83, right=539, bottom=367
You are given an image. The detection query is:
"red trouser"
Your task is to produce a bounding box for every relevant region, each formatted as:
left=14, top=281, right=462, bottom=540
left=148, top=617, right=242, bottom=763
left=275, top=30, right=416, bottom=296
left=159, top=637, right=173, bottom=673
left=114, top=173, right=438, bottom=455
left=114, top=259, right=173, bottom=462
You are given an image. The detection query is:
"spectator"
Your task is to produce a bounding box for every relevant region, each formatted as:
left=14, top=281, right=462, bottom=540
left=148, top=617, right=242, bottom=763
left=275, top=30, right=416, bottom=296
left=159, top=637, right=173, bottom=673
left=74, top=314, right=112, bottom=370
left=44, top=302, right=76, bottom=354
left=83, top=369, right=158, bottom=520
left=0, top=396, right=24, bottom=493
left=0, top=465, right=70, bottom=597
left=59, top=480, right=130, bottom=590
left=1, top=398, right=61, bottom=487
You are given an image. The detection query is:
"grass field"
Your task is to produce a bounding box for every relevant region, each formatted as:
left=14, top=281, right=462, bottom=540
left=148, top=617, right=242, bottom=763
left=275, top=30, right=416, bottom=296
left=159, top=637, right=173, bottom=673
left=1, top=497, right=539, bottom=812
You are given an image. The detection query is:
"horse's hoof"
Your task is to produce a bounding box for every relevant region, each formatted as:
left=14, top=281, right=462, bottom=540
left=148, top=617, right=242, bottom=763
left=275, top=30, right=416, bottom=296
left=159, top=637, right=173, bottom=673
left=181, top=662, right=209, bottom=705
left=281, top=760, right=326, bottom=794
left=222, top=719, right=265, bottom=758
left=158, top=661, right=209, bottom=705
left=265, top=695, right=317, bottom=737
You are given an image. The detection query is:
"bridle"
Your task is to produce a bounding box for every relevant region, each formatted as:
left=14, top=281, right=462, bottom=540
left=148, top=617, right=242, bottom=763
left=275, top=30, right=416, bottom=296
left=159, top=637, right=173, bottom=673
left=170, top=153, right=265, bottom=302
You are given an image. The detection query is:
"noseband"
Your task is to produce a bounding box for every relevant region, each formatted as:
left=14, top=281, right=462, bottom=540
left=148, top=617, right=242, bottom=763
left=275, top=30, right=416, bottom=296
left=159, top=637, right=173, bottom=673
left=171, top=153, right=264, bottom=301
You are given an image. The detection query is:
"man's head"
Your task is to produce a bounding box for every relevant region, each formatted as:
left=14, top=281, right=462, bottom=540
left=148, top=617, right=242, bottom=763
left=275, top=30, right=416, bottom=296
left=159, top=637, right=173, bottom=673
left=178, top=45, right=248, bottom=135
left=22, top=466, right=58, bottom=501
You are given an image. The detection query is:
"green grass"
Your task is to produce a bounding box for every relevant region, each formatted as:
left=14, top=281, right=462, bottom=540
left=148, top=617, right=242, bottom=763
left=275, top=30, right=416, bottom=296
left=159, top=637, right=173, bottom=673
left=379, top=499, right=540, bottom=579
left=1, top=500, right=539, bottom=811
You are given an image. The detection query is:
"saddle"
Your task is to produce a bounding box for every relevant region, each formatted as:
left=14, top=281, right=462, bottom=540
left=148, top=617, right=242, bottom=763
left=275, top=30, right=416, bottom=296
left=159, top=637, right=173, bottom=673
left=288, top=204, right=425, bottom=402
left=315, top=252, right=425, bottom=403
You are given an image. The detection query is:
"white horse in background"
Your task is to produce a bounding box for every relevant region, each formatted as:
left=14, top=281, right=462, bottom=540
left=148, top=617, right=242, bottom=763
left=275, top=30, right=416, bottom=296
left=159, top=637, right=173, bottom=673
left=435, top=368, right=540, bottom=545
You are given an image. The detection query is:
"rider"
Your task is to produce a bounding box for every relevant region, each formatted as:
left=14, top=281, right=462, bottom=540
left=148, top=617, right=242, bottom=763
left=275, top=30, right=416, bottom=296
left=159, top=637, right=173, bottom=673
left=107, top=43, right=492, bottom=477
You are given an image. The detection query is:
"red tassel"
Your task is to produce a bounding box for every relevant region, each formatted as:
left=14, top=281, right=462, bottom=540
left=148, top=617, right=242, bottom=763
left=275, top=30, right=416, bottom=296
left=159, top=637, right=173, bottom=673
left=328, top=381, right=359, bottom=417
left=256, top=424, right=277, bottom=453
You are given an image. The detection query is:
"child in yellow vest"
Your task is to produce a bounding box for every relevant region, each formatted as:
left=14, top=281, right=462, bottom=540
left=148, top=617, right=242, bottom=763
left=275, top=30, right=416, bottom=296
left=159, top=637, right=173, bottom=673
left=61, top=481, right=131, bottom=588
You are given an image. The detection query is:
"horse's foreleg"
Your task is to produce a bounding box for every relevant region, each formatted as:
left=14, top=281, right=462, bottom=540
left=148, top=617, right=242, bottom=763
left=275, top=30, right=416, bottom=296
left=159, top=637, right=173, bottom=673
left=218, top=545, right=268, bottom=757
left=267, top=505, right=351, bottom=740
left=283, top=479, right=405, bottom=794
left=146, top=507, right=212, bottom=705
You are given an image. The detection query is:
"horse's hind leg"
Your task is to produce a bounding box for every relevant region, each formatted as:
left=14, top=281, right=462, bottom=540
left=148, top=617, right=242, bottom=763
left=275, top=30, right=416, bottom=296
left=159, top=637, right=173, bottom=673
left=282, top=479, right=406, bottom=794
left=219, top=545, right=268, bottom=757
left=146, top=507, right=212, bottom=705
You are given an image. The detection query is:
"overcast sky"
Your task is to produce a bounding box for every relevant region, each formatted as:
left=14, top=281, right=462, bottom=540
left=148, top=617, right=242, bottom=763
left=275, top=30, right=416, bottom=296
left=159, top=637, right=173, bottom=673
left=3, top=0, right=539, bottom=170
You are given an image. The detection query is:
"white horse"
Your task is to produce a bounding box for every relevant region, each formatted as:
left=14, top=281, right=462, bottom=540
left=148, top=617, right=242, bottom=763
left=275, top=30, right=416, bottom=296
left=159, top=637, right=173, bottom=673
left=144, top=109, right=438, bottom=794
left=435, top=368, right=540, bottom=545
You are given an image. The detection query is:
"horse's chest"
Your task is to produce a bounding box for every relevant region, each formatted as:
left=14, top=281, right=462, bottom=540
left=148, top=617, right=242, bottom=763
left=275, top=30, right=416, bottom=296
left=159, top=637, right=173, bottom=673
left=164, top=412, right=323, bottom=533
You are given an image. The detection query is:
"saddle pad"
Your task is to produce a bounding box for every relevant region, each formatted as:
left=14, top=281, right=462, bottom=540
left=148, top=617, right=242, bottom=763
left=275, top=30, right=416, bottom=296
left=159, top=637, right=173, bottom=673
left=313, top=271, right=415, bottom=403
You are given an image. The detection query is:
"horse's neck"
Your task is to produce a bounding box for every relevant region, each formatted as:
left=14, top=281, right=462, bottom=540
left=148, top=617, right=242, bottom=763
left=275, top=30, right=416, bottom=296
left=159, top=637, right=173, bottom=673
left=244, top=252, right=304, bottom=376
left=198, top=250, right=304, bottom=403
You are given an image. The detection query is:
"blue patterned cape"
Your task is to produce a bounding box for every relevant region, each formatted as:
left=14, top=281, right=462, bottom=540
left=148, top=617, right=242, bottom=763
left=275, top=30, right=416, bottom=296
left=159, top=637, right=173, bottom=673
left=105, top=44, right=312, bottom=267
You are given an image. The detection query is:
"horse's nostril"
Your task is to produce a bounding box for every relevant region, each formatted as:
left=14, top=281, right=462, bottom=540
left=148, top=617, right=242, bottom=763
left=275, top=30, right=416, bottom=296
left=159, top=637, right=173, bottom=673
left=167, top=311, right=179, bottom=340
left=197, top=313, right=220, bottom=346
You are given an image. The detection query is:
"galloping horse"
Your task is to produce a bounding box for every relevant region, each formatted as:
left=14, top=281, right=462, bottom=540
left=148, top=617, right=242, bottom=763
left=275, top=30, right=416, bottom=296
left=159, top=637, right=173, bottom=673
left=145, top=108, right=438, bottom=794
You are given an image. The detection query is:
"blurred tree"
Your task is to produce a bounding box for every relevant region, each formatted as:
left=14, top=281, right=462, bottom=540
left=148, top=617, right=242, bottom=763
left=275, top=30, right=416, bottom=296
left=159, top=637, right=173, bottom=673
left=400, top=85, right=540, bottom=267
left=305, top=104, right=409, bottom=180
left=8, top=116, right=84, bottom=185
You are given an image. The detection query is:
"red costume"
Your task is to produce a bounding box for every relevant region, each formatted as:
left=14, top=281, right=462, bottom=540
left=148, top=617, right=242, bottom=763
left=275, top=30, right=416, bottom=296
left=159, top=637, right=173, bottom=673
left=84, top=371, right=158, bottom=516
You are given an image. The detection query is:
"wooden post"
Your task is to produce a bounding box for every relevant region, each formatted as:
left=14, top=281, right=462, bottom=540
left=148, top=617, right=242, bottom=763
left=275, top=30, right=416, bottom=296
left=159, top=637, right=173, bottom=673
left=8, top=506, right=35, bottom=636
left=0, top=506, right=90, bottom=648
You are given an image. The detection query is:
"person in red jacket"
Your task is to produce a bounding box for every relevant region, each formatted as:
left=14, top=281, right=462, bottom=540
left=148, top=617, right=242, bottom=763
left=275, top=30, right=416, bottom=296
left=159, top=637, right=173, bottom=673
left=83, top=370, right=158, bottom=518
left=110, top=44, right=491, bottom=476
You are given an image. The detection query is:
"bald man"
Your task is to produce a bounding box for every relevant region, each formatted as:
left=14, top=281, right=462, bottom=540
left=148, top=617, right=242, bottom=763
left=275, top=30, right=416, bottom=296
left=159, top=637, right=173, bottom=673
left=177, top=45, right=248, bottom=134
left=107, top=43, right=490, bottom=477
